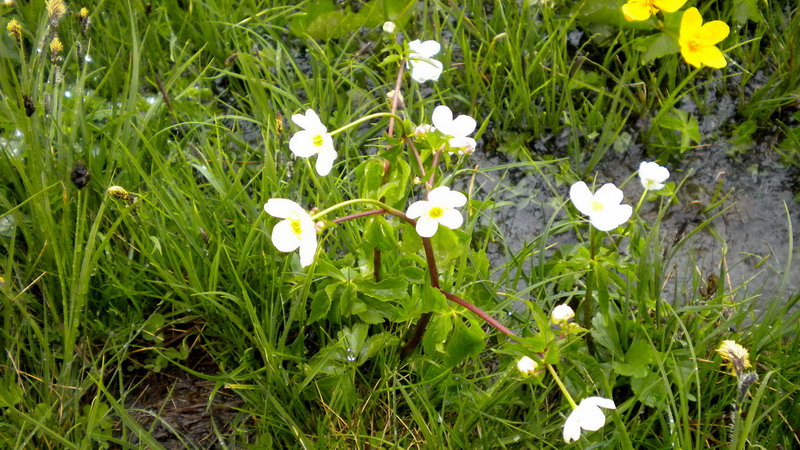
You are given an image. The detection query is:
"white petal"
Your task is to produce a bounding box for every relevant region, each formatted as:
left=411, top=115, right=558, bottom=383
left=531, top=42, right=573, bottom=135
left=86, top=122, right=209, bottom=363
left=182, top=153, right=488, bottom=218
left=563, top=409, right=582, bottom=443
left=410, top=59, right=443, bottom=83
left=291, top=109, right=325, bottom=132
left=271, top=220, right=302, bottom=253
left=450, top=114, right=477, bottom=137
left=298, top=235, right=317, bottom=268
left=289, top=130, right=321, bottom=157
left=446, top=190, right=467, bottom=207
left=569, top=182, right=595, bottom=216
left=431, top=105, right=454, bottom=133
left=590, top=204, right=632, bottom=231
left=575, top=405, right=606, bottom=432
left=315, top=147, right=337, bottom=176
left=415, top=215, right=439, bottom=238
left=427, top=186, right=452, bottom=204
left=584, top=396, right=616, bottom=410
left=438, top=209, right=463, bottom=230
left=406, top=200, right=430, bottom=219
left=409, top=39, right=441, bottom=58
left=264, top=198, right=307, bottom=219
left=594, top=183, right=624, bottom=207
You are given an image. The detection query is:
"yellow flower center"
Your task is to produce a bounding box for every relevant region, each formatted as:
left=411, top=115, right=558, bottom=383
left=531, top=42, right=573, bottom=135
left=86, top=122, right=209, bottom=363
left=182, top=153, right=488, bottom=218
left=428, top=206, right=444, bottom=219
left=313, top=134, right=325, bottom=147
left=687, top=39, right=701, bottom=52
left=290, top=219, right=303, bottom=236
left=591, top=201, right=604, bottom=212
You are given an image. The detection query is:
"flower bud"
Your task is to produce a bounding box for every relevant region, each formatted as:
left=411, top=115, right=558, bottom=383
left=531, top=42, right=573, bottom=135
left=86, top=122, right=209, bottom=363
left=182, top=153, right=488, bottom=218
left=551, top=304, right=575, bottom=323
left=382, top=21, right=396, bottom=34
left=516, top=356, right=539, bottom=376
left=414, top=124, right=432, bottom=137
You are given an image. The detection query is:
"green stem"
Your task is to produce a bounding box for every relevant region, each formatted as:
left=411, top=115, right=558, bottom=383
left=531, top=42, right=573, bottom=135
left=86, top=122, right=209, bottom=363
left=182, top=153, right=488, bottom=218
left=546, top=363, right=578, bottom=409
left=311, top=198, right=401, bottom=221
left=328, top=112, right=407, bottom=138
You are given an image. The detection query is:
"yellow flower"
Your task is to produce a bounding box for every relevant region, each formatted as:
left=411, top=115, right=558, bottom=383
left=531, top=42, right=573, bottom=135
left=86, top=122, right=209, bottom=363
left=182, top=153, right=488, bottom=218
left=79, top=7, right=88, bottom=18
left=49, top=36, right=63, bottom=54
left=45, top=0, right=67, bottom=19
left=621, top=0, right=686, bottom=22
left=717, top=340, right=751, bottom=376
left=679, top=7, right=730, bottom=69
left=7, top=18, right=21, bottom=41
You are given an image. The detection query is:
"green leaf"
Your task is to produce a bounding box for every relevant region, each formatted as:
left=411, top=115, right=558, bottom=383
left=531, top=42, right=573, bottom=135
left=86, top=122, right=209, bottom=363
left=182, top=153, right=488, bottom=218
left=309, top=288, right=333, bottom=324
left=733, top=0, right=764, bottom=24
left=612, top=339, right=654, bottom=378
left=354, top=276, right=408, bottom=300
left=365, top=216, right=398, bottom=252
left=419, top=283, right=449, bottom=314
left=431, top=227, right=470, bottom=267
left=631, top=370, right=668, bottom=407
left=423, top=314, right=453, bottom=356
left=444, top=318, right=486, bottom=366
left=634, top=32, right=680, bottom=63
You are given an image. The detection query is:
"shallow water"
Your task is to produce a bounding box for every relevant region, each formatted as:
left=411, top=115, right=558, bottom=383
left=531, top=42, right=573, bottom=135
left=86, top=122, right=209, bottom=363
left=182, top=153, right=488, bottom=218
left=462, top=82, right=800, bottom=309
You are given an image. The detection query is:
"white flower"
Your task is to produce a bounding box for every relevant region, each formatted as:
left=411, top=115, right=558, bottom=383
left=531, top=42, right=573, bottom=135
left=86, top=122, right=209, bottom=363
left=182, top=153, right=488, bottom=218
left=563, top=396, right=616, bottom=443
left=569, top=182, right=633, bottom=232
left=382, top=21, right=396, bottom=34
left=431, top=105, right=477, bottom=154
left=264, top=199, right=317, bottom=268
left=516, top=356, right=539, bottom=375
left=406, top=186, right=467, bottom=238
left=288, top=109, right=337, bottom=176
left=414, top=123, right=433, bottom=137
left=638, top=161, right=670, bottom=191
left=551, top=304, right=575, bottom=323
left=407, top=39, right=444, bottom=83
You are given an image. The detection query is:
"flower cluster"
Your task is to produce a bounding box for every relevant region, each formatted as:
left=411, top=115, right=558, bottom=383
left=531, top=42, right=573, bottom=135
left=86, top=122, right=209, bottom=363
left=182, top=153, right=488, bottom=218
left=621, top=2, right=730, bottom=69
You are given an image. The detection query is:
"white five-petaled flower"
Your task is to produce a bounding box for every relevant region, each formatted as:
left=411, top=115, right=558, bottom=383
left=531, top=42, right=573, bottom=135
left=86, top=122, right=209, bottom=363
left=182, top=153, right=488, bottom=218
left=407, top=39, right=444, bottom=83
left=569, top=182, right=633, bottom=232
left=289, top=109, right=337, bottom=176
left=431, top=105, right=477, bottom=154
left=563, top=396, right=616, bottom=443
left=638, top=161, right=670, bottom=191
left=406, top=186, right=467, bottom=238
left=264, top=199, right=317, bottom=268
left=516, top=356, right=539, bottom=376
left=551, top=304, right=575, bottom=323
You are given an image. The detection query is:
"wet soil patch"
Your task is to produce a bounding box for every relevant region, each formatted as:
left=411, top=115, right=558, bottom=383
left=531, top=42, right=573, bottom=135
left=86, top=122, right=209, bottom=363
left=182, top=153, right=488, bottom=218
left=122, top=327, right=246, bottom=448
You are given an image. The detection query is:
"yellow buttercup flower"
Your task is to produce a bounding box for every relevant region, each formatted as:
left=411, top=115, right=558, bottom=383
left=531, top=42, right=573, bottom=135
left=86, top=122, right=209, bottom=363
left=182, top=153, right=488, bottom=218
left=717, top=340, right=751, bottom=376
left=679, top=7, right=730, bottom=69
left=621, top=0, right=686, bottom=22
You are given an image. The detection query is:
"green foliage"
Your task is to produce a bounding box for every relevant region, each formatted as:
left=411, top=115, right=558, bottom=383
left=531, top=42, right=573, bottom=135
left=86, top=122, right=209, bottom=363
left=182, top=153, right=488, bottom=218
left=0, top=0, right=798, bottom=447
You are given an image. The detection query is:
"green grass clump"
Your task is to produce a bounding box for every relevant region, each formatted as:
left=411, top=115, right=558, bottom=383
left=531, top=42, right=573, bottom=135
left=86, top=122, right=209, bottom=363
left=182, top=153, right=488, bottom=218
left=1, top=0, right=799, bottom=447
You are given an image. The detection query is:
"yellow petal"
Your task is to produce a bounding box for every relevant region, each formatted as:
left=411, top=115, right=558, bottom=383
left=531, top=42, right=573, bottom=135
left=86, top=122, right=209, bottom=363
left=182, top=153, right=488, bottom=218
left=700, top=21, right=730, bottom=45
left=654, top=0, right=687, bottom=13
left=698, top=45, right=727, bottom=68
left=680, top=7, right=703, bottom=37
left=622, top=2, right=653, bottom=21
left=680, top=47, right=703, bottom=68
